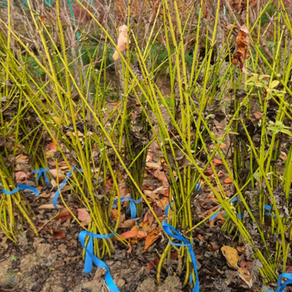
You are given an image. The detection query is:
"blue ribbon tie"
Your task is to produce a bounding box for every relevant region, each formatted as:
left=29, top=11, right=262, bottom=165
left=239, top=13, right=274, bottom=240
left=162, top=222, right=199, bottom=292
left=210, top=196, right=238, bottom=220
left=79, top=230, right=119, bottom=292
left=32, top=167, right=50, bottom=186
left=1, top=183, right=40, bottom=196
left=53, top=165, right=83, bottom=209
left=265, top=273, right=292, bottom=292
left=113, top=197, right=142, bottom=219
left=264, top=205, right=276, bottom=217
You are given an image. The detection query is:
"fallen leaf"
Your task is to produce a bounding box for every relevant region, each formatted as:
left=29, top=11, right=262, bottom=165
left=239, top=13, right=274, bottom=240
left=49, top=141, right=56, bottom=150
left=238, top=267, right=253, bottom=288
left=126, top=242, right=132, bottom=255
left=153, top=169, right=169, bottom=188
left=232, top=24, right=250, bottom=74
left=197, top=234, right=206, bottom=242
left=53, top=230, right=65, bottom=239
left=15, top=155, right=28, bottom=163
left=204, top=167, right=213, bottom=176
left=145, top=256, right=160, bottom=270
left=15, top=171, right=27, bottom=183
left=209, top=211, right=225, bottom=228
left=220, top=143, right=226, bottom=149
left=77, top=209, right=91, bottom=226
left=240, top=260, right=253, bottom=271
left=221, top=246, right=239, bottom=269
left=137, top=230, right=147, bottom=239
left=224, top=177, right=233, bottom=184
left=254, top=111, right=263, bottom=119
left=144, top=229, right=162, bottom=250
left=111, top=209, right=119, bottom=221
left=144, top=190, right=158, bottom=200
left=153, top=205, right=164, bottom=217
left=156, top=197, right=168, bottom=210
left=54, top=209, right=73, bottom=223
left=146, top=162, right=162, bottom=170
left=49, top=169, right=65, bottom=181
left=113, top=25, right=130, bottom=61
left=237, top=245, right=246, bottom=254
left=143, top=210, right=154, bottom=226
left=280, top=151, right=288, bottom=161
left=213, top=159, right=222, bottom=165
left=118, top=219, right=136, bottom=228
left=38, top=204, right=63, bottom=209
left=120, top=230, right=138, bottom=240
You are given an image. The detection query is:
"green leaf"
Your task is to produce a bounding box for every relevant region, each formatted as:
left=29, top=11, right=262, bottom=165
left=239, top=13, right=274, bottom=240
left=270, top=80, right=279, bottom=89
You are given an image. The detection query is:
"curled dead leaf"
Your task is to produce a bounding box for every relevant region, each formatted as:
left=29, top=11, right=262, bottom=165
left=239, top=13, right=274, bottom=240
left=52, top=230, right=65, bottom=239
left=38, top=204, right=63, bottom=209
left=221, top=246, right=239, bottom=269
left=144, top=229, right=162, bottom=250
left=113, top=25, right=130, bottom=61
left=232, top=24, right=250, bottom=74
left=238, top=267, right=253, bottom=288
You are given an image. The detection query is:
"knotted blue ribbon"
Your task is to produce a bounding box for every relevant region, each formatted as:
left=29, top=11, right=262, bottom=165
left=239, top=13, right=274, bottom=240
left=210, top=196, right=239, bottom=220
left=162, top=222, right=199, bottom=292
left=79, top=230, right=119, bottom=292
left=1, top=183, right=40, bottom=196
left=53, top=166, right=83, bottom=209
left=113, top=197, right=142, bottom=219
left=32, top=167, right=50, bottom=186
left=265, top=273, right=292, bottom=292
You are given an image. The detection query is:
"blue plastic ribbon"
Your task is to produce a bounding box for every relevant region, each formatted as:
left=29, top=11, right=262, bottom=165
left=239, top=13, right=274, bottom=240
left=163, top=222, right=199, bottom=292
left=210, top=196, right=238, bottom=220
left=79, top=230, right=119, bottom=292
left=32, top=167, right=50, bottom=186
left=113, top=197, right=142, bottom=219
left=264, top=205, right=276, bottom=217
left=165, top=202, right=174, bottom=218
left=53, top=166, right=83, bottom=209
left=1, top=183, right=40, bottom=196
left=265, top=273, right=292, bottom=292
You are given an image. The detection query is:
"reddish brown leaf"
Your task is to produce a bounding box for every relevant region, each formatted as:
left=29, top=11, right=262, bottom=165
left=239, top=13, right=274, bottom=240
left=213, top=159, right=222, bottom=165
left=120, top=230, right=138, bottom=240
left=53, top=230, right=65, bottom=239
left=143, top=210, right=154, bottom=226
left=224, top=177, right=233, bottom=184
left=209, top=212, right=225, bottom=228
left=204, top=167, right=213, bottom=176
left=232, top=25, right=250, bottom=74
left=54, top=209, right=73, bottom=223
left=144, top=229, right=162, bottom=250
left=145, top=256, right=160, bottom=270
